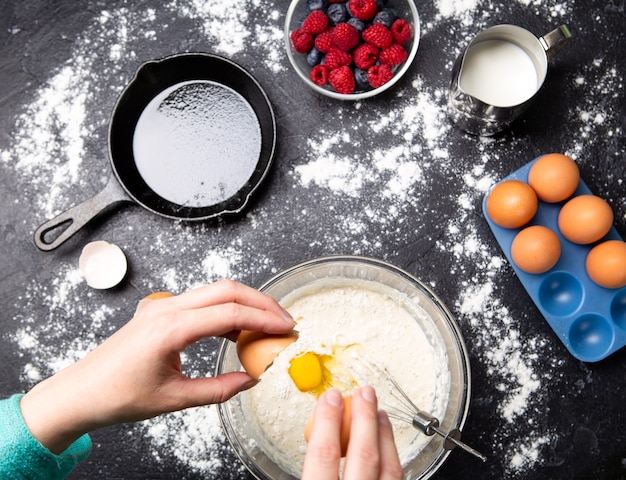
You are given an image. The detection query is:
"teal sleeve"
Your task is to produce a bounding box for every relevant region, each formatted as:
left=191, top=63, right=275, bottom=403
left=0, top=394, right=92, bottom=480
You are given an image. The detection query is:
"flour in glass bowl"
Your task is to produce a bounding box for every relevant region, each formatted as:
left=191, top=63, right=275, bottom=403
left=241, top=280, right=451, bottom=477
left=1, top=0, right=625, bottom=478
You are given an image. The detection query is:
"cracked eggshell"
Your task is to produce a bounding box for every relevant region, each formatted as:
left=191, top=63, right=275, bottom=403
left=79, top=241, right=128, bottom=289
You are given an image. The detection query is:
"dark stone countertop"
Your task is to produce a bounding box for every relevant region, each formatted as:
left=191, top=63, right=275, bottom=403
left=1, top=0, right=625, bottom=479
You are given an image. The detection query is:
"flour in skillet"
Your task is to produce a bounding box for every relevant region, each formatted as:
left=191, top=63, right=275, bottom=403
left=0, top=1, right=285, bottom=220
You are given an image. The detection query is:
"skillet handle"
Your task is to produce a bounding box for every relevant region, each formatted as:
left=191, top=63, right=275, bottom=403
left=34, top=178, right=132, bottom=251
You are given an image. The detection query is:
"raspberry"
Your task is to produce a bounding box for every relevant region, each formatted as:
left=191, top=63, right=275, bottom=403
left=391, top=18, right=411, bottom=45
left=310, top=64, right=330, bottom=86
left=302, top=10, right=329, bottom=35
left=290, top=0, right=414, bottom=94
left=291, top=28, right=313, bottom=53
left=353, top=43, right=379, bottom=70
left=379, top=44, right=408, bottom=66
left=367, top=64, right=393, bottom=88
left=329, top=65, right=355, bottom=94
left=362, top=23, right=393, bottom=49
left=324, top=47, right=352, bottom=70
left=314, top=28, right=334, bottom=53
left=347, top=0, right=377, bottom=21
left=332, top=23, right=359, bottom=51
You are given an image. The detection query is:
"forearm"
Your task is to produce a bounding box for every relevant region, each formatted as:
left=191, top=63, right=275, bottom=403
left=20, top=363, right=101, bottom=454
left=0, top=394, right=91, bottom=479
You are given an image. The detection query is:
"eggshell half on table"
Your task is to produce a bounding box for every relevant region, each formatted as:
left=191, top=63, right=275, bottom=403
left=79, top=241, right=128, bottom=289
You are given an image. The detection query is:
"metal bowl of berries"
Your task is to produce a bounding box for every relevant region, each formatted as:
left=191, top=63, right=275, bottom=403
left=285, top=0, right=420, bottom=100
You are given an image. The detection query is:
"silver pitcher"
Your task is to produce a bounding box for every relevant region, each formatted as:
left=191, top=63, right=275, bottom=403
left=448, top=24, right=571, bottom=136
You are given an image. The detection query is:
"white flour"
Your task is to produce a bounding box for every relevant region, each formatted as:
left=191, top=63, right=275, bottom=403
left=1, top=0, right=624, bottom=478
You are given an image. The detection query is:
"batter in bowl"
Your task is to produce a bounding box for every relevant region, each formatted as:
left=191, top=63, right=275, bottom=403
left=240, top=278, right=451, bottom=477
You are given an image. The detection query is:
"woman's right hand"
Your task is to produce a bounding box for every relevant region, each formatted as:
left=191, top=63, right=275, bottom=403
left=302, top=386, right=403, bottom=480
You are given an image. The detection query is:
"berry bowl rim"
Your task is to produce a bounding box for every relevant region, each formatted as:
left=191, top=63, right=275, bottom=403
left=284, top=0, right=421, bottom=100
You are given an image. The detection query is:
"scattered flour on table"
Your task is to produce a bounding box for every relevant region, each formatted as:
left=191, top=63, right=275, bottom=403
left=568, top=59, right=625, bottom=164
left=2, top=0, right=624, bottom=478
left=433, top=0, right=572, bottom=22
left=0, top=2, right=284, bottom=477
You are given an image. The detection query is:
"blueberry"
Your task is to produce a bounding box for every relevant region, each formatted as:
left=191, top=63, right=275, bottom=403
left=375, top=0, right=388, bottom=8
left=347, top=17, right=365, bottom=32
left=307, top=47, right=323, bottom=66
left=354, top=68, right=369, bottom=90
left=306, top=0, right=327, bottom=11
left=373, top=8, right=396, bottom=27
left=327, top=3, right=347, bottom=25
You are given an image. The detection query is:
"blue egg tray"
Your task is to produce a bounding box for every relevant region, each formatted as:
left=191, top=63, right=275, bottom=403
left=483, top=158, right=626, bottom=362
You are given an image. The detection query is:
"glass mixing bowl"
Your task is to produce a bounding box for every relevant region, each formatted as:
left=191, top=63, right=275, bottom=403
left=216, top=256, right=471, bottom=479
left=284, top=0, right=421, bottom=100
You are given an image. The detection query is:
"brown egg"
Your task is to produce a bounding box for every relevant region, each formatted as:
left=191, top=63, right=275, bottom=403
left=511, top=225, right=561, bottom=274
left=585, top=240, right=626, bottom=289
left=236, top=330, right=298, bottom=380
left=558, top=195, right=613, bottom=244
left=304, top=395, right=352, bottom=457
left=528, top=153, right=580, bottom=203
left=143, top=291, right=175, bottom=300
left=486, top=180, right=538, bottom=229
left=136, top=291, right=175, bottom=313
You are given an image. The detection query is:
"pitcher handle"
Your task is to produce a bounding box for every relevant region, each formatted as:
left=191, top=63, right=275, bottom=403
left=540, top=25, right=572, bottom=60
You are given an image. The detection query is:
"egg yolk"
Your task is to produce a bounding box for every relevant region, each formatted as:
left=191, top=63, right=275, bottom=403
left=287, top=345, right=361, bottom=396
left=288, top=352, right=324, bottom=392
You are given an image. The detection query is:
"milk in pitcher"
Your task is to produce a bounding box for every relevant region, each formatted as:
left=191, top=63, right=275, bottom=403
left=458, top=39, right=539, bottom=108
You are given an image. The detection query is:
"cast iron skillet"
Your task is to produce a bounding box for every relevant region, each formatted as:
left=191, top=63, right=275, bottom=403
left=34, top=53, right=276, bottom=251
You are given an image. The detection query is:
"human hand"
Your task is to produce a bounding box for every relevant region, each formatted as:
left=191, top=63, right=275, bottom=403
left=20, top=279, right=295, bottom=454
left=302, top=386, right=403, bottom=480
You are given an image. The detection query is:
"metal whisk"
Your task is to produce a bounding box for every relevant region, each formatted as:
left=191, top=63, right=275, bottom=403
left=338, top=356, right=487, bottom=462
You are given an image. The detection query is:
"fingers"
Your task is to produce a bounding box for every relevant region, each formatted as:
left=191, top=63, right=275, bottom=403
left=171, top=302, right=294, bottom=349
left=170, top=372, right=258, bottom=409
left=343, top=386, right=382, bottom=480
left=139, top=280, right=295, bottom=349
left=302, top=389, right=344, bottom=480
left=377, top=411, right=403, bottom=480
left=302, top=387, right=402, bottom=480
left=176, top=280, right=292, bottom=324
left=345, top=388, right=402, bottom=480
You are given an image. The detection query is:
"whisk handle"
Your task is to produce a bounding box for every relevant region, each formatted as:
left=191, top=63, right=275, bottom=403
left=411, top=411, right=440, bottom=435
